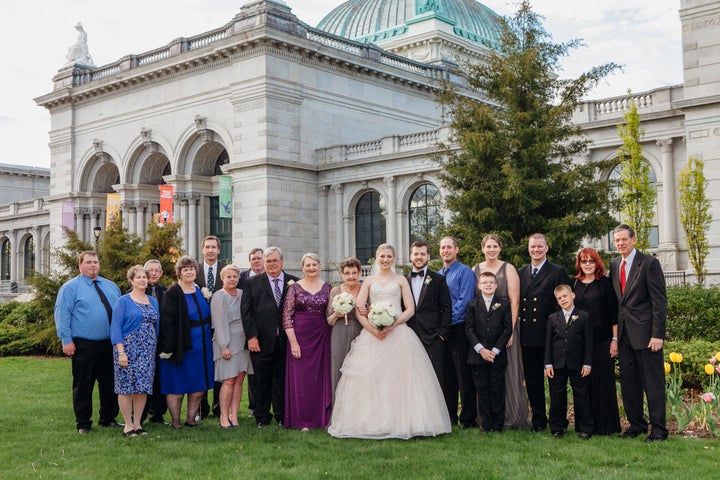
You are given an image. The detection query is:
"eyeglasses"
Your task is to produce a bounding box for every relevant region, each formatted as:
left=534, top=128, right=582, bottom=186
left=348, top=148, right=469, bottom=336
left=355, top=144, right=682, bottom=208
left=579, top=259, right=596, bottom=264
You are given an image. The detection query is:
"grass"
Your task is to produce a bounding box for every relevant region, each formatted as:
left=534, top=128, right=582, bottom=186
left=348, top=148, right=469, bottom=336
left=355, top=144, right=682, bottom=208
left=1, top=356, right=718, bottom=480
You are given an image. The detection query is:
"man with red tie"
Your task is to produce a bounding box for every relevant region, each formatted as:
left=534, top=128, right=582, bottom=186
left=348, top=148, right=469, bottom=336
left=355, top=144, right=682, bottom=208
left=611, top=224, right=667, bottom=442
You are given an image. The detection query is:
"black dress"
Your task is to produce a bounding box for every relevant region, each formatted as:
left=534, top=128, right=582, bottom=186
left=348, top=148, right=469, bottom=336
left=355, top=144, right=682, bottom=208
left=572, top=276, right=621, bottom=435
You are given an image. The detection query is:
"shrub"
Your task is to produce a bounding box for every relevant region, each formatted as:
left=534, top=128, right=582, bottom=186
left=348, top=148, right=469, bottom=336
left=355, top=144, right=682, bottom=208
left=665, top=339, right=720, bottom=389
left=666, top=284, right=720, bottom=341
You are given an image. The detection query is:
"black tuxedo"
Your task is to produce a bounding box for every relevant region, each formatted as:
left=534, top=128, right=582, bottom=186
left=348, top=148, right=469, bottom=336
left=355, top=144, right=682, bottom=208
left=465, top=295, right=512, bottom=431
left=610, top=250, right=667, bottom=438
left=517, top=260, right=570, bottom=430
left=238, top=269, right=258, bottom=291
left=196, top=261, right=226, bottom=292
left=241, top=271, right=298, bottom=425
left=544, top=308, right=593, bottom=434
left=406, top=269, right=451, bottom=383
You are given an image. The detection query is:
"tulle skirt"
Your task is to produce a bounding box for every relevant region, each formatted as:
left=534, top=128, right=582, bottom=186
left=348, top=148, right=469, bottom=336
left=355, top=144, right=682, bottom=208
left=328, top=324, right=452, bottom=439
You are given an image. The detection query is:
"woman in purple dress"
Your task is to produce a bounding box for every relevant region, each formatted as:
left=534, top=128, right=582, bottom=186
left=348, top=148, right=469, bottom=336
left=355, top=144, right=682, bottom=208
left=283, top=253, right=332, bottom=430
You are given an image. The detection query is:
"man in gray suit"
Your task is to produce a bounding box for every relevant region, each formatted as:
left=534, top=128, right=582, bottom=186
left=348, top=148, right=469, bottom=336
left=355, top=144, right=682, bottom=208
left=611, top=224, right=667, bottom=442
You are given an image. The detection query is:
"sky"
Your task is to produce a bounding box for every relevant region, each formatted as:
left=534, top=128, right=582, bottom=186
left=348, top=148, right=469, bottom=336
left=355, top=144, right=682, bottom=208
left=0, top=0, right=684, bottom=169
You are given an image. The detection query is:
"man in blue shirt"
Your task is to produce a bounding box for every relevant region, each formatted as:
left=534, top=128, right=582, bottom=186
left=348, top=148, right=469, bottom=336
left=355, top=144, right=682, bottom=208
left=55, top=250, right=122, bottom=433
left=439, top=236, right=478, bottom=428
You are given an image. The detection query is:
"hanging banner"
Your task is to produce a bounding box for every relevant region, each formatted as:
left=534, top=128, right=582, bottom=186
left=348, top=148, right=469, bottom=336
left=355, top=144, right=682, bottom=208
left=105, top=193, right=120, bottom=228
left=61, top=200, right=76, bottom=237
left=218, top=175, right=232, bottom=218
left=159, top=185, right=174, bottom=224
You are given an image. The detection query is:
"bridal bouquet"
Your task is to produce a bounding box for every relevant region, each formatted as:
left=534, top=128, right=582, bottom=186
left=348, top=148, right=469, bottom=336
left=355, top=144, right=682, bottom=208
left=332, top=292, right=355, bottom=326
left=368, top=301, right=397, bottom=331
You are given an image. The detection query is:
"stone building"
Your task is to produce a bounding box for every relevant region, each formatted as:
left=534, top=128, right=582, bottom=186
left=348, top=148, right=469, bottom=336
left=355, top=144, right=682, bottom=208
left=0, top=0, right=718, bottom=289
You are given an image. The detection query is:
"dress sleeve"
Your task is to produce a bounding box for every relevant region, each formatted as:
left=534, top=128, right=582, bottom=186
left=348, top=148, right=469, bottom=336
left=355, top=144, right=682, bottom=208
left=211, top=291, right=230, bottom=349
left=282, top=283, right=297, bottom=330
left=110, top=296, right=127, bottom=345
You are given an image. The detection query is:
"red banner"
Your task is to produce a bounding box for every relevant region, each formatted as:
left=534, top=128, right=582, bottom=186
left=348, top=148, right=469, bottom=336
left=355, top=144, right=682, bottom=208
left=159, top=185, right=174, bottom=224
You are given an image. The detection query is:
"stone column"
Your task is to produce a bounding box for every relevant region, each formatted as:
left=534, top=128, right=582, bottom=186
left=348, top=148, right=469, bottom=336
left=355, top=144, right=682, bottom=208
left=319, top=186, right=329, bottom=262
left=657, top=138, right=677, bottom=245
left=384, top=176, right=396, bottom=248
left=9, top=230, right=17, bottom=283
left=188, top=194, right=200, bottom=259
left=135, top=202, right=148, bottom=239
left=332, top=184, right=344, bottom=260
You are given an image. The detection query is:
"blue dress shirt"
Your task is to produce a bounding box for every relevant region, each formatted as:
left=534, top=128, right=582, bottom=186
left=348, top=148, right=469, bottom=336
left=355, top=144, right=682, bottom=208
left=54, top=274, right=121, bottom=345
left=439, top=261, right=476, bottom=325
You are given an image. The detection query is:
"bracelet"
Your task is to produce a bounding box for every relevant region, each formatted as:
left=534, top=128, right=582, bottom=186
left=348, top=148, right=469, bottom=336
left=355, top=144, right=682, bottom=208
left=118, top=351, right=126, bottom=355
left=611, top=337, right=618, bottom=341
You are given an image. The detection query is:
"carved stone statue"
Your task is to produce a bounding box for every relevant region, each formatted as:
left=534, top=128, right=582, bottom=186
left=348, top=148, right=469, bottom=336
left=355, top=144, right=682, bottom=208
left=65, top=22, right=95, bottom=67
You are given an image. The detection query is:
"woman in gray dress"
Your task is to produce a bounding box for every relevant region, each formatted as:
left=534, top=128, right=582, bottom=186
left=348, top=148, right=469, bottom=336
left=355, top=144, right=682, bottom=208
left=326, top=258, right=363, bottom=403
left=211, top=265, right=253, bottom=429
left=472, top=234, right=530, bottom=429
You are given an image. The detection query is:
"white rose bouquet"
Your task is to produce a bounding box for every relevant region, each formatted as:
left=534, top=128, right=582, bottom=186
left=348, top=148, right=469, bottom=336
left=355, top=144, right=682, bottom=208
left=332, top=291, right=355, bottom=326
left=368, top=301, right=397, bottom=331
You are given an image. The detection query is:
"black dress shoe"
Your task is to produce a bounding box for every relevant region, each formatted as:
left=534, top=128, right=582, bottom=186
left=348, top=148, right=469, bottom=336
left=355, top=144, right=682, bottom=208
left=531, top=425, right=547, bottom=432
left=552, top=430, right=565, bottom=438
left=621, top=429, right=641, bottom=438
left=461, top=423, right=476, bottom=429
left=99, top=421, right=124, bottom=427
left=77, top=427, right=91, bottom=434
left=183, top=421, right=198, bottom=427
left=645, top=434, right=667, bottom=443
left=578, top=432, right=591, bottom=440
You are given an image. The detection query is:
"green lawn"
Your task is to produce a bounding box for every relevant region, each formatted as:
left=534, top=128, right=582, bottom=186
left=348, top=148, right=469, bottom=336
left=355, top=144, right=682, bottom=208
left=1, top=356, right=717, bottom=479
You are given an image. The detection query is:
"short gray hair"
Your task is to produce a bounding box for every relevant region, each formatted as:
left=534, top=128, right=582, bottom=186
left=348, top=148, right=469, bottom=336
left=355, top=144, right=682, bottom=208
left=264, top=246, right=283, bottom=259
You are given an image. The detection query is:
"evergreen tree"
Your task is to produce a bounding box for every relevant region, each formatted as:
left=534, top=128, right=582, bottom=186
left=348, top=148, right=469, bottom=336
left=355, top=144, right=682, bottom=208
left=96, top=213, right=143, bottom=291
left=617, top=94, right=656, bottom=251
left=437, top=1, right=619, bottom=268
left=678, top=157, right=712, bottom=284
left=139, top=221, right=185, bottom=284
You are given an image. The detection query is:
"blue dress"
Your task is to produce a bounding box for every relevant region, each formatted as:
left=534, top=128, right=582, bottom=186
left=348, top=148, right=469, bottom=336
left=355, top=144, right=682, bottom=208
left=159, top=289, right=214, bottom=394
left=114, top=301, right=158, bottom=394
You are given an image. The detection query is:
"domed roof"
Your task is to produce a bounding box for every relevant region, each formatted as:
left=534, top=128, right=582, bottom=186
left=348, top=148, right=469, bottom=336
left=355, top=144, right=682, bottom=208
left=316, top=0, right=504, bottom=49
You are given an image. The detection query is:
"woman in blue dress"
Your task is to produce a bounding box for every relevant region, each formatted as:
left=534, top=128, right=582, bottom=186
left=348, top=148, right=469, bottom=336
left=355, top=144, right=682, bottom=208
left=158, top=256, right=214, bottom=429
left=112, top=265, right=160, bottom=436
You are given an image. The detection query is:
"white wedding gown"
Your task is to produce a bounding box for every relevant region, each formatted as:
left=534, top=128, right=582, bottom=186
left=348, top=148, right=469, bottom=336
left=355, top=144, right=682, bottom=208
left=328, top=281, right=452, bottom=439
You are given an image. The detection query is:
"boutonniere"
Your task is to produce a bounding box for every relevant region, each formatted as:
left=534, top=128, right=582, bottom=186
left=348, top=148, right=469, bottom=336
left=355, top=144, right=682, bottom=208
left=287, top=280, right=295, bottom=286
left=201, top=287, right=213, bottom=301
left=569, top=314, right=579, bottom=324
left=424, top=276, right=432, bottom=286
left=491, top=303, right=501, bottom=311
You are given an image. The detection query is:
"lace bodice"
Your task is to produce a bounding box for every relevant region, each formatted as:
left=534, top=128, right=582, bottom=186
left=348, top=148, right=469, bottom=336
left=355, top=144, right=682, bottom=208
left=369, top=280, right=402, bottom=313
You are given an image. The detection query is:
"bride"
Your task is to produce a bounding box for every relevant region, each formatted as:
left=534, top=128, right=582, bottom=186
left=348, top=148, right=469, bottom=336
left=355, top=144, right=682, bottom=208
left=328, top=244, right=451, bottom=439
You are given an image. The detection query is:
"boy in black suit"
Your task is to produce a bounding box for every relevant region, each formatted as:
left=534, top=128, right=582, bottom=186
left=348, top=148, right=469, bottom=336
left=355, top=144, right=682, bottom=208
left=544, top=284, right=593, bottom=439
left=465, top=271, right=512, bottom=432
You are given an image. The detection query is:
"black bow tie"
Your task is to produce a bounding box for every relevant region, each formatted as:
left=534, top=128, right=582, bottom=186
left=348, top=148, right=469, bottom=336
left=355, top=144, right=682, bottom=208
left=411, top=270, right=425, bottom=278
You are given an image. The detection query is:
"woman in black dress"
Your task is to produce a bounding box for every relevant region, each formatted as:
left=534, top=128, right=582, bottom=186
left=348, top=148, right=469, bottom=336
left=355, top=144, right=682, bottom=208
left=572, top=247, right=621, bottom=435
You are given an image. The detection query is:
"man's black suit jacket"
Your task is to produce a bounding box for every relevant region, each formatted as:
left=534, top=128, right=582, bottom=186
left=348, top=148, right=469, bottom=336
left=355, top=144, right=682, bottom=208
left=240, top=272, right=299, bottom=353
left=405, top=270, right=452, bottom=346
left=518, top=261, right=570, bottom=348
left=610, top=251, right=667, bottom=350
left=544, top=308, right=593, bottom=371
left=465, top=295, right=512, bottom=365
left=196, top=261, right=226, bottom=292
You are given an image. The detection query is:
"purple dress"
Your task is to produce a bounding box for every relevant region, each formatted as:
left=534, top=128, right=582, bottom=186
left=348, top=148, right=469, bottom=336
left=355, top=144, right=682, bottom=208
left=282, top=282, right=332, bottom=429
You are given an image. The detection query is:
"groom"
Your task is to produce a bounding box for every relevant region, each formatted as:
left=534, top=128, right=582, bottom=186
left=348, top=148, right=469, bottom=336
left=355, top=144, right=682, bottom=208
left=241, top=246, right=298, bottom=427
left=406, top=240, right=452, bottom=384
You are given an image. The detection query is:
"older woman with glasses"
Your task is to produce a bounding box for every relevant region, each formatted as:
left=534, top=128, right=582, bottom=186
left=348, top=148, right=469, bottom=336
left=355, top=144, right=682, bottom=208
left=572, top=247, right=621, bottom=435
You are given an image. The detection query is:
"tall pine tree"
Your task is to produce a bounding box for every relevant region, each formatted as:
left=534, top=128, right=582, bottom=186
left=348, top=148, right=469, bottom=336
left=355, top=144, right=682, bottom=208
left=437, top=1, right=619, bottom=268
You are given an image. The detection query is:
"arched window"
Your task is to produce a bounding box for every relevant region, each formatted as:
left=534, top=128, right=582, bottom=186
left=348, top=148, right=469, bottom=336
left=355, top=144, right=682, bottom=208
left=24, top=236, right=35, bottom=278
left=1, top=239, right=10, bottom=281
left=355, top=191, right=386, bottom=264
left=609, top=163, right=658, bottom=248
left=409, top=184, right=442, bottom=243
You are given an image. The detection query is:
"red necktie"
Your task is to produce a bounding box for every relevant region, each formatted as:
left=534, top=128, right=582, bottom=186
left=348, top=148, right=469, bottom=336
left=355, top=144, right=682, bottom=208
left=620, top=260, right=627, bottom=294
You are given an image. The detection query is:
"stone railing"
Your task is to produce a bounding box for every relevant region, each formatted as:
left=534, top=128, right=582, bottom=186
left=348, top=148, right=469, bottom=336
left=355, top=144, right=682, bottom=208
left=594, top=93, right=653, bottom=115
left=63, top=8, right=448, bottom=89
left=316, top=127, right=451, bottom=165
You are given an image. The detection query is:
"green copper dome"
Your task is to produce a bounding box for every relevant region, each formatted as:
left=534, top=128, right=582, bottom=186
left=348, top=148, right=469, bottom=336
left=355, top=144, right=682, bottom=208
left=316, top=0, right=504, bottom=49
